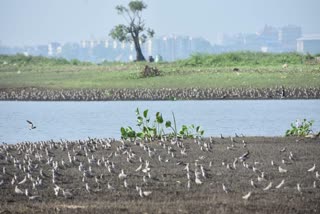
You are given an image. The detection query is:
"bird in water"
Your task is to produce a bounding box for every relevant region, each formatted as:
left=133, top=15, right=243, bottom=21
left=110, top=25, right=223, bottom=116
left=26, top=120, right=36, bottom=130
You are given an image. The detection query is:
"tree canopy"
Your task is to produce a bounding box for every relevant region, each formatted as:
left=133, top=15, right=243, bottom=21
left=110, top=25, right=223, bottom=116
left=109, top=1, right=154, bottom=61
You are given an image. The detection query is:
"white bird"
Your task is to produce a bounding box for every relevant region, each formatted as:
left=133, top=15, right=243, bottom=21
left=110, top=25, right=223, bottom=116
left=316, top=171, right=320, bottom=179
left=242, top=191, right=252, bottom=200
left=308, top=164, right=316, bottom=172
left=18, top=176, right=27, bottom=185
left=135, top=164, right=142, bottom=172
left=222, top=183, right=229, bottom=193
left=297, top=183, right=302, bottom=193
left=124, top=179, right=128, bottom=188
left=85, top=183, right=90, bottom=193
left=107, top=182, right=115, bottom=190
left=142, top=190, right=152, bottom=197
left=54, top=185, right=60, bottom=196
left=118, top=169, right=127, bottom=180
left=195, top=176, right=202, bottom=185
left=271, top=160, right=275, bottom=166
left=250, top=179, right=257, bottom=188
left=257, top=175, right=265, bottom=182
left=184, top=163, right=190, bottom=172
left=0, top=180, right=3, bottom=186
left=15, top=186, right=24, bottom=194
left=278, top=166, right=287, bottom=173
left=187, top=180, right=191, bottom=190
left=313, top=181, right=317, bottom=188
left=263, top=182, right=273, bottom=191
left=29, top=195, right=40, bottom=200
left=280, top=147, right=286, bottom=152
left=275, top=179, right=285, bottom=189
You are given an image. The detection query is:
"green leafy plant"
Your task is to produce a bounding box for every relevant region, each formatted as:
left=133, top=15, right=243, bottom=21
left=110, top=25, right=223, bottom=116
left=120, top=108, right=205, bottom=141
left=285, top=119, right=314, bottom=137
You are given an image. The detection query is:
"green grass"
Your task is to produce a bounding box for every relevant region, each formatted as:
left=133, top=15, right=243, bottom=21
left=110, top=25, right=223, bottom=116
left=0, top=53, right=320, bottom=89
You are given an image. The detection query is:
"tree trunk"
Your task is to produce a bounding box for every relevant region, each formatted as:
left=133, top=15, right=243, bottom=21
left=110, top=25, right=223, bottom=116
left=133, top=36, right=145, bottom=61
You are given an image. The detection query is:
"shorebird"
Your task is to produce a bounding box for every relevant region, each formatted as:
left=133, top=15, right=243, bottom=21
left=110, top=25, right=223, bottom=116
left=297, top=183, right=302, bottom=193
left=15, top=185, right=24, bottom=194
left=239, top=151, right=250, bottom=162
left=242, top=191, right=252, bottom=200
left=138, top=188, right=152, bottom=197
left=280, top=147, right=286, bottom=153
left=85, top=183, right=90, bottom=193
left=54, top=185, right=60, bottom=196
left=29, top=195, right=40, bottom=200
left=184, top=163, right=190, bottom=172
left=26, top=120, right=36, bottom=130
left=263, top=182, right=272, bottom=191
left=124, top=179, right=128, bottom=188
left=222, top=183, right=229, bottom=193
left=278, top=166, right=287, bottom=173
left=250, top=179, right=257, bottom=188
left=135, top=164, right=142, bottom=172
left=195, top=175, right=202, bottom=185
left=18, top=176, right=27, bottom=185
left=107, top=182, right=115, bottom=190
left=118, top=169, right=127, bottom=180
left=275, top=179, right=285, bottom=189
left=308, top=164, right=316, bottom=172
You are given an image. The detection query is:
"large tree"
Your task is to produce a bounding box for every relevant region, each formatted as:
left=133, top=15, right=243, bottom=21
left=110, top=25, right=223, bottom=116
left=109, top=1, right=154, bottom=61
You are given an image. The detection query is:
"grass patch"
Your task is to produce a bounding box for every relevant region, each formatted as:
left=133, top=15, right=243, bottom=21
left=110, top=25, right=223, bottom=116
left=0, top=53, right=319, bottom=89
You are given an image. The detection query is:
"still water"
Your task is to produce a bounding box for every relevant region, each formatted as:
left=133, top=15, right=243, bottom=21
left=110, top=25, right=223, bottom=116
left=0, top=100, right=319, bottom=144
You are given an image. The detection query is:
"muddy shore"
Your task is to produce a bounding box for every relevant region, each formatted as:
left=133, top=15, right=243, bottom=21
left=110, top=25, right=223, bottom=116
left=1, top=137, right=320, bottom=213
left=0, top=87, right=320, bottom=101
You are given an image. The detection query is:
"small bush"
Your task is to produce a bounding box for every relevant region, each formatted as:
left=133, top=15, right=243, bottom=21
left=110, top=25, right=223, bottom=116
left=285, top=119, right=314, bottom=137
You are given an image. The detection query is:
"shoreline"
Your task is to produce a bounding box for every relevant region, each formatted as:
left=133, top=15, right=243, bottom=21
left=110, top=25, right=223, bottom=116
left=1, top=87, right=320, bottom=101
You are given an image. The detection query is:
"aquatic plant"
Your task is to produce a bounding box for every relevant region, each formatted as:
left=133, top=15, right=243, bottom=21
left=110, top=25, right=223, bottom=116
left=285, top=119, right=314, bottom=137
left=120, top=108, right=205, bottom=141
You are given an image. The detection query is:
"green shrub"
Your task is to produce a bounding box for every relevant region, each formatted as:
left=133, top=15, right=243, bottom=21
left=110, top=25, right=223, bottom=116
left=285, top=119, right=314, bottom=137
left=178, top=52, right=308, bottom=67
left=120, top=108, right=204, bottom=141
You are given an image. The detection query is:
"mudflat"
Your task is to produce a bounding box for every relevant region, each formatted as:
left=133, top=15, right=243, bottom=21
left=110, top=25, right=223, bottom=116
left=1, top=137, right=320, bottom=213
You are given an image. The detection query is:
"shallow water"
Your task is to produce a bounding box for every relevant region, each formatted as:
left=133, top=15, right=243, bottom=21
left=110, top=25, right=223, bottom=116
left=0, top=100, right=319, bottom=144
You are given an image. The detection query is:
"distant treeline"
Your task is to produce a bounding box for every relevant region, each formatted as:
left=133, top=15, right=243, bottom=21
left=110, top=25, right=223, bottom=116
left=0, top=52, right=319, bottom=67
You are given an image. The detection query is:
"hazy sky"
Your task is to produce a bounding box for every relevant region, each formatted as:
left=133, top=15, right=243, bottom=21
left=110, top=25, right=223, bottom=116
left=1, top=0, right=320, bottom=46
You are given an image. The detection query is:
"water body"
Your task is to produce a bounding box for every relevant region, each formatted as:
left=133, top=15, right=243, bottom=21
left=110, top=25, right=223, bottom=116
left=0, top=100, right=319, bottom=144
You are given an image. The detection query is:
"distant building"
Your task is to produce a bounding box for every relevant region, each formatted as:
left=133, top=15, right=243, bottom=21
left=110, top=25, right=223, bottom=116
left=48, top=42, right=61, bottom=56
left=297, top=34, right=320, bottom=54
left=279, top=25, right=302, bottom=51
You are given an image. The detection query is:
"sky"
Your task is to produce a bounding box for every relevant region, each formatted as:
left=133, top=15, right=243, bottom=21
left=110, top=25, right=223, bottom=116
left=0, top=0, right=320, bottom=46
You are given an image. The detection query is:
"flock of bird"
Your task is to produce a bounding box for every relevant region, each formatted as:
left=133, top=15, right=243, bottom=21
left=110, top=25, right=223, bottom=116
left=0, top=132, right=319, bottom=204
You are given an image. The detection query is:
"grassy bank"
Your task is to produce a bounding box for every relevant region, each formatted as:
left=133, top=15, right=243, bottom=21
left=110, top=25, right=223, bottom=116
left=0, top=52, right=319, bottom=89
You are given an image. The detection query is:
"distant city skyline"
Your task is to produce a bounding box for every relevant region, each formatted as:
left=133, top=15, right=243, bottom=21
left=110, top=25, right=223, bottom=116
left=1, top=0, right=320, bottom=47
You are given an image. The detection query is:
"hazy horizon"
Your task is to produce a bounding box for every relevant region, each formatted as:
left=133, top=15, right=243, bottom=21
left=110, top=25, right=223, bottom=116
left=1, top=0, right=320, bottom=47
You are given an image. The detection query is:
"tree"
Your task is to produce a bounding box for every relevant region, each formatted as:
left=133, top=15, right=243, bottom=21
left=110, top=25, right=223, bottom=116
left=109, top=1, right=154, bottom=61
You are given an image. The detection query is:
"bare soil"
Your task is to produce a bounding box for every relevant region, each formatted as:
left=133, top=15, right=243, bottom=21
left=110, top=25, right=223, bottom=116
left=1, top=137, right=320, bottom=214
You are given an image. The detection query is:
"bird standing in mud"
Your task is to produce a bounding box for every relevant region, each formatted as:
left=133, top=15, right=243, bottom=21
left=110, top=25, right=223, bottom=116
left=26, top=120, right=36, bottom=130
